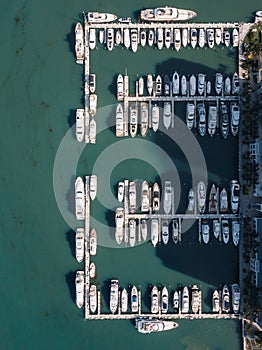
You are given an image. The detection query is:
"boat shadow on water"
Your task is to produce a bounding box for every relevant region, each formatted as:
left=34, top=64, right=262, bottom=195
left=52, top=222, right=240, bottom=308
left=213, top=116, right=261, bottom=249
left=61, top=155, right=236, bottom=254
left=66, top=176, right=77, bottom=217
left=68, top=108, right=77, bottom=130
left=65, top=270, right=78, bottom=305
left=66, top=24, right=78, bottom=57
left=65, top=228, right=76, bottom=259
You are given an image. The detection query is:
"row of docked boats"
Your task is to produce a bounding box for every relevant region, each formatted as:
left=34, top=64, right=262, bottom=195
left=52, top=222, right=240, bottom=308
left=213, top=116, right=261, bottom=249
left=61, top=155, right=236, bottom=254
left=94, top=26, right=239, bottom=52
left=75, top=175, right=97, bottom=220
left=201, top=219, right=240, bottom=245
left=212, top=284, right=240, bottom=314
left=187, top=180, right=240, bottom=215
left=75, top=227, right=98, bottom=262
left=186, top=100, right=240, bottom=138
left=132, top=72, right=239, bottom=98
left=75, top=108, right=97, bottom=143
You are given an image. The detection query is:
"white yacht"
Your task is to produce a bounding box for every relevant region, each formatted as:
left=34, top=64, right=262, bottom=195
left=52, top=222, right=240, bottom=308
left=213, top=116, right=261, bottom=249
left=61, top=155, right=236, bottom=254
left=106, top=28, right=114, bottom=51
left=215, top=73, right=223, bottom=95
left=187, top=188, right=195, bottom=213
left=75, top=271, right=84, bottom=308
left=151, top=286, right=159, bottom=314
left=220, top=102, right=229, bottom=139
left=148, top=29, right=154, bottom=46
left=141, top=180, right=150, bottom=212
left=224, top=76, right=231, bottom=95
left=230, top=102, right=240, bottom=136
left=155, top=75, right=162, bottom=96
left=110, top=279, right=119, bottom=314
left=131, top=286, right=138, bottom=313
left=89, top=228, right=97, bottom=255
left=173, top=291, right=179, bottom=311
left=115, top=207, right=124, bottom=244
left=121, top=288, right=128, bottom=313
left=87, top=12, right=117, bottom=23
left=222, top=219, right=230, bottom=244
left=202, top=219, right=210, bottom=244
left=75, top=228, right=84, bottom=263
left=197, top=102, right=206, bottom=136
left=191, top=285, right=200, bottom=314
left=163, top=181, right=172, bottom=214
left=89, top=93, right=97, bottom=116
left=220, top=188, right=228, bottom=212
left=151, top=104, right=160, bottom=132
left=207, top=28, right=215, bottom=48
left=164, top=74, right=170, bottom=96
left=129, top=102, right=138, bottom=137
left=198, top=73, right=205, bottom=95
left=231, top=284, right=240, bottom=314
left=116, top=103, right=124, bottom=137
left=206, top=81, right=211, bottom=95
left=181, top=75, right=187, bottom=95
left=75, top=22, right=84, bottom=64
left=89, top=28, right=96, bottom=50
left=157, top=28, right=164, bottom=50
left=123, top=28, right=131, bottom=49
left=208, top=103, right=218, bottom=137
left=198, top=28, right=206, bottom=48
left=89, top=73, right=96, bottom=93
left=212, top=290, right=220, bottom=313
left=215, top=28, right=222, bottom=45
left=162, top=221, right=169, bottom=245
left=182, top=28, right=188, bottom=47
left=140, top=102, right=149, bottom=137
left=129, top=219, right=136, bottom=247
left=118, top=17, right=132, bottom=24
left=165, top=28, right=172, bottom=49
left=189, top=74, right=196, bottom=96
left=151, top=219, right=159, bottom=247
left=89, top=285, right=97, bottom=313
left=89, top=118, right=96, bottom=144
left=209, top=184, right=218, bottom=213
left=174, top=28, right=181, bottom=51
left=140, top=29, right=147, bottom=47
left=190, top=28, right=198, bottom=48
left=232, top=73, right=239, bottom=95
left=163, top=101, right=172, bottom=130
left=172, top=71, right=180, bottom=94
left=232, top=220, right=240, bottom=246
left=129, top=181, right=136, bottom=214
left=186, top=102, right=195, bottom=130
left=232, top=28, right=239, bottom=47
left=138, top=77, right=144, bottom=96
left=213, top=219, right=220, bottom=239
left=172, top=219, right=179, bottom=244
left=147, top=74, right=153, bottom=95
left=230, top=180, right=240, bottom=213
left=99, top=29, right=105, bottom=44
left=76, top=108, right=85, bottom=142
left=224, top=30, right=230, bottom=47
left=141, top=219, right=148, bottom=241
left=131, top=29, right=138, bottom=53
left=89, top=174, right=97, bottom=200
left=197, top=181, right=206, bottom=213
left=222, top=285, right=230, bottom=313
left=89, top=262, right=96, bottom=279
left=75, top=176, right=85, bottom=220
left=117, top=74, right=124, bottom=101
left=181, top=286, right=189, bottom=313
left=139, top=6, right=197, bottom=22
left=161, top=287, right=169, bottom=313
left=115, top=29, right=122, bottom=46
left=135, top=318, right=179, bottom=334
left=152, top=182, right=160, bottom=211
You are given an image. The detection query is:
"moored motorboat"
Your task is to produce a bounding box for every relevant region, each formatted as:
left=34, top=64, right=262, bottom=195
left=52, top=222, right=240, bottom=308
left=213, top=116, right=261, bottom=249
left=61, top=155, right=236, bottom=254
left=139, top=6, right=197, bottom=22
left=121, top=288, right=128, bottom=312
left=206, top=81, right=211, bottom=95
left=220, top=102, right=229, bottom=139
left=222, top=285, right=230, bottom=313
left=110, top=279, right=119, bottom=314
left=162, top=221, right=169, bottom=245
left=207, top=28, right=215, bottom=48
left=198, top=73, right=205, bottom=95
left=155, top=74, right=162, bottom=96
left=147, top=74, right=153, bottom=95
left=163, top=101, right=172, bottom=130
left=181, top=75, right=187, bottom=95
left=215, top=28, right=222, bottom=45
left=141, top=180, right=150, bottom=212
left=118, top=181, right=124, bottom=202
left=75, top=228, right=84, bottom=263
left=106, top=28, right=114, bottom=51
left=209, top=184, right=218, bottom=213
left=89, top=228, right=97, bottom=255
left=151, top=286, right=159, bottom=314
left=224, top=76, right=231, bottom=95
left=212, top=290, right=220, bottom=313
left=151, top=219, right=159, bottom=247
left=164, top=74, right=170, bottom=96
left=75, top=22, right=84, bottom=64
left=140, top=29, right=147, bottom=47
left=131, top=286, right=138, bottom=313
left=161, top=287, right=169, bottom=313
left=131, top=29, right=138, bottom=53
left=115, top=29, right=122, bottom=46
left=232, top=28, right=239, bottom=47
left=163, top=181, right=172, bottom=214
left=89, top=94, right=97, bottom=116
left=138, top=77, right=144, bottom=96
left=197, top=181, right=206, bottom=213
left=129, top=102, right=138, bottom=137
left=215, top=73, right=223, bottom=95
left=99, top=29, right=105, bottom=44
left=76, top=108, right=85, bottom=142
left=208, top=103, right=218, bottom=137
left=117, top=74, right=124, bottom=101
left=129, top=181, right=136, bottom=213
left=213, top=219, right=220, bottom=239
left=156, top=28, right=164, bottom=50
left=141, top=219, right=148, bottom=241
left=187, top=188, right=195, bottom=213
left=129, top=219, right=136, bottom=247
left=232, top=220, right=240, bottom=246
left=173, top=291, right=179, bottom=311
left=123, top=28, right=130, bottom=49
left=198, top=28, right=205, bottom=48
left=86, top=12, right=117, bottom=23
left=174, top=28, right=181, bottom=51
left=220, top=188, right=228, bottom=212
left=165, top=27, right=172, bottom=49
left=181, top=286, right=189, bottom=313
left=116, top=103, right=124, bottom=137
left=75, top=271, right=84, bottom=308
left=148, top=29, right=154, bottom=46
left=89, top=174, right=97, bottom=200
left=190, top=28, right=198, bottom=48
left=75, top=176, right=85, bottom=220
left=224, top=30, right=230, bottom=47
left=230, top=102, right=240, bottom=136
left=135, top=318, right=179, bottom=334
left=89, top=262, right=96, bottom=278
left=89, top=284, right=97, bottom=313
left=191, top=285, right=200, bottom=314
left=230, top=180, right=240, bottom=213
left=140, top=102, right=149, bottom=137
left=186, top=102, right=195, bottom=130
left=118, top=17, right=132, bottom=24
left=89, top=118, right=96, bottom=144
left=182, top=28, right=188, bottom=47
left=172, top=71, right=180, bottom=95
left=202, top=219, right=210, bottom=244
left=151, top=104, right=160, bottom=132
left=172, top=218, right=179, bottom=244
left=115, top=207, right=124, bottom=244
left=152, top=182, right=160, bottom=211
left=232, top=73, right=239, bottom=95
left=189, top=74, right=196, bottom=96
left=231, top=283, right=240, bottom=314
left=197, top=102, right=206, bottom=136
left=222, top=219, right=230, bottom=244
left=89, top=28, right=96, bottom=50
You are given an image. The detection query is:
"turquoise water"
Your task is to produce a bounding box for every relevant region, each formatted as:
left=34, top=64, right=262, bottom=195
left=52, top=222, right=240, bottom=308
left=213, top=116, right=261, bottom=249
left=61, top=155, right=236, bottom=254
left=0, top=0, right=260, bottom=349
